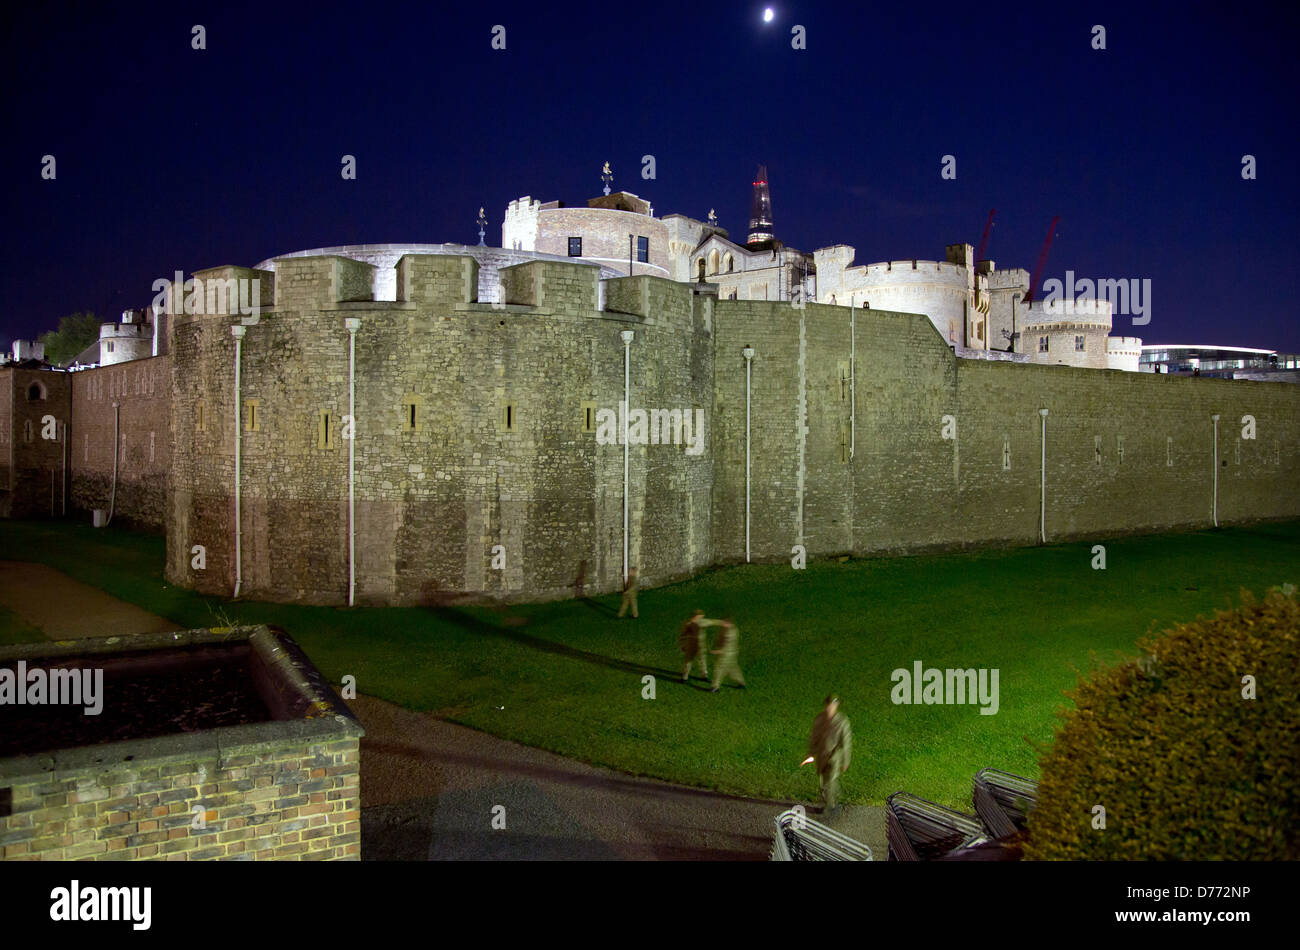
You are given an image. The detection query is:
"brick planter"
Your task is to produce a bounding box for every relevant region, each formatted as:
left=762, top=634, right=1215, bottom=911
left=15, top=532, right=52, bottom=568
left=0, top=625, right=363, bottom=861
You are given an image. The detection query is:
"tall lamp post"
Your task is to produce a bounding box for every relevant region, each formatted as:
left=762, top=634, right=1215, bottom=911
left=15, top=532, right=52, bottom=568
left=743, top=345, right=755, bottom=562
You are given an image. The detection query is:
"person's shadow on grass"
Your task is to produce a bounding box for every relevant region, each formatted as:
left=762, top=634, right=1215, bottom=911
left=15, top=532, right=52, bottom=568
left=428, top=605, right=689, bottom=683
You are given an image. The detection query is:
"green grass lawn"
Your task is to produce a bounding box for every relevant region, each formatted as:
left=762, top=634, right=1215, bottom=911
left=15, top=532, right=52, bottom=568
left=0, top=604, right=45, bottom=645
left=2, top=519, right=1298, bottom=807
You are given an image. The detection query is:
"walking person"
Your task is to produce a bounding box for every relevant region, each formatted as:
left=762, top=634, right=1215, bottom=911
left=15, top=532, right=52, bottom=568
left=573, top=559, right=587, bottom=600
left=679, top=609, right=717, bottom=682
left=709, top=618, right=745, bottom=691
left=617, top=566, right=639, bottom=619
left=805, top=694, right=852, bottom=814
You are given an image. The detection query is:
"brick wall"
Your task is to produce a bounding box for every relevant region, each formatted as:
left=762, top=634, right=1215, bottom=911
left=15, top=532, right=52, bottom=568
left=1, top=626, right=363, bottom=861
left=0, top=739, right=360, bottom=861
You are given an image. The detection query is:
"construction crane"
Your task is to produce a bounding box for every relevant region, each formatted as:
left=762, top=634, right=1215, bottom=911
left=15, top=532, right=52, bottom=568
left=1022, top=215, right=1060, bottom=307
left=974, top=209, right=996, bottom=267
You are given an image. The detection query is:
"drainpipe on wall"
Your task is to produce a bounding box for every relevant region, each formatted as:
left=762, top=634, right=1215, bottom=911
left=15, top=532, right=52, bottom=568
left=61, top=420, right=67, bottom=516
left=850, top=309, right=855, bottom=459
left=1039, top=408, right=1049, bottom=543
left=621, top=329, right=634, bottom=583
left=1211, top=413, right=1220, bottom=527
left=743, top=345, right=755, bottom=562
left=346, top=318, right=361, bottom=606
left=106, top=403, right=119, bottom=525
left=232, top=325, right=246, bottom=598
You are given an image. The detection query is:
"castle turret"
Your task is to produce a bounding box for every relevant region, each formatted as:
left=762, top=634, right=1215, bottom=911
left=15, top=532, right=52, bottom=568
left=747, top=165, right=774, bottom=247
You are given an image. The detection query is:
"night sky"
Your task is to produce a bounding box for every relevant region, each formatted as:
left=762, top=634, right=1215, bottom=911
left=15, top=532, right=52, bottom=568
left=3, top=1, right=1297, bottom=350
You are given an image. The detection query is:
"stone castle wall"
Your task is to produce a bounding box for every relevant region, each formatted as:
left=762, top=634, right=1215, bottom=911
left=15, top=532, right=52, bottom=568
left=68, top=356, right=171, bottom=530
left=0, top=370, right=11, bottom=501
left=160, top=252, right=1300, bottom=606
left=813, top=251, right=975, bottom=343
left=165, top=257, right=713, bottom=604
left=256, top=243, right=621, bottom=304
left=534, top=206, right=670, bottom=278
left=713, top=302, right=1299, bottom=561
left=0, top=368, right=72, bottom=519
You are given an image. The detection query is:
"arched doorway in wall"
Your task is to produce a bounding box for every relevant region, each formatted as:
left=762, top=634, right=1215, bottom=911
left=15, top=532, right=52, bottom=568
left=697, top=258, right=706, bottom=281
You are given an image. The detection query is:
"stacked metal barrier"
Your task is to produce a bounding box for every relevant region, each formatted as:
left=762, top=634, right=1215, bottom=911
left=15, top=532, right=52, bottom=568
left=770, top=808, right=873, bottom=861
left=885, top=791, right=988, bottom=860
left=972, top=768, right=1038, bottom=839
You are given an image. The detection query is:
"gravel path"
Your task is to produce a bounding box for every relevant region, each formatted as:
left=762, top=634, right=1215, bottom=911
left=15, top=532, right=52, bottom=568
left=0, top=560, right=181, bottom=640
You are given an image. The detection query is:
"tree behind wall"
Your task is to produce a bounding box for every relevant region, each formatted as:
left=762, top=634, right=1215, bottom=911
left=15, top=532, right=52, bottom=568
left=38, top=312, right=100, bottom=365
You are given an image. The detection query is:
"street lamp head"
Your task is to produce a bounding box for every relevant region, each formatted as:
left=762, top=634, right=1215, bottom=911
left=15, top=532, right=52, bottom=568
left=742, top=346, right=755, bottom=360
left=621, top=330, right=635, bottom=345
left=1039, top=408, right=1049, bottom=416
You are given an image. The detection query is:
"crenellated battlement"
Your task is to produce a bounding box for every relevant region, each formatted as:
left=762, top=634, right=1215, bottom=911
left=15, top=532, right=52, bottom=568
left=271, top=257, right=373, bottom=309
left=988, top=268, right=1029, bottom=290
left=499, top=258, right=600, bottom=311
left=168, top=266, right=274, bottom=319
left=602, top=274, right=696, bottom=328
left=860, top=260, right=969, bottom=278
left=396, top=254, right=478, bottom=305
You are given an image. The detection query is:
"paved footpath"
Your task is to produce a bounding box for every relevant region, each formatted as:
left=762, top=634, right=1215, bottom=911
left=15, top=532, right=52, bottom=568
left=0, top=561, right=886, bottom=860
left=355, top=694, right=886, bottom=861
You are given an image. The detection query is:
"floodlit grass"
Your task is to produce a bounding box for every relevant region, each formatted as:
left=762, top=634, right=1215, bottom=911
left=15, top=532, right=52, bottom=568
left=2, top=519, right=1297, bottom=807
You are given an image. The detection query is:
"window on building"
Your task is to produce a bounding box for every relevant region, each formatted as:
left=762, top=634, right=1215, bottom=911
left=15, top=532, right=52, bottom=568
left=27, top=383, right=44, bottom=401
left=1002, top=436, right=1011, bottom=471
left=697, top=259, right=706, bottom=280
left=1095, top=435, right=1102, bottom=465
left=1166, top=436, right=1173, bottom=467
left=24, top=420, right=33, bottom=442
left=838, top=427, right=850, bottom=463
left=106, top=341, right=114, bottom=353
left=319, top=410, right=335, bottom=449
left=1075, top=335, right=1085, bottom=352
left=502, top=403, right=516, bottom=432
left=1117, top=434, right=1125, bottom=463
left=637, top=236, right=649, bottom=263
left=568, top=237, right=582, bottom=257
left=580, top=401, right=596, bottom=433
left=401, top=394, right=422, bottom=432
left=245, top=399, right=260, bottom=432
left=725, top=254, right=734, bottom=273
left=195, top=400, right=205, bottom=432
left=838, top=363, right=850, bottom=401
left=1039, top=336, right=1049, bottom=353
left=729, top=291, right=737, bottom=300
